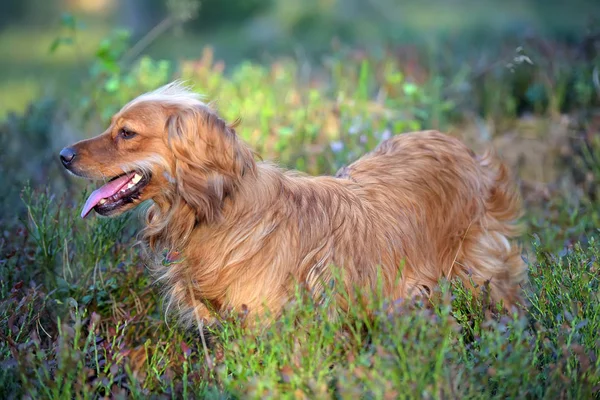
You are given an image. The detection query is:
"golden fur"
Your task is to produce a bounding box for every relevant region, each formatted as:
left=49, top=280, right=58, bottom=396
left=61, top=82, right=527, bottom=327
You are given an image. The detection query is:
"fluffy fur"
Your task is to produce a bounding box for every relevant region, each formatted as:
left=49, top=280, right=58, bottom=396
left=61, top=82, right=527, bottom=327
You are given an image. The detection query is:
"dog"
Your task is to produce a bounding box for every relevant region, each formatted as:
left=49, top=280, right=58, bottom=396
left=59, top=82, right=526, bottom=327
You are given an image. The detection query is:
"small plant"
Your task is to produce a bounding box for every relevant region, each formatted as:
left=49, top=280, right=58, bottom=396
left=20, top=184, right=71, bottom=287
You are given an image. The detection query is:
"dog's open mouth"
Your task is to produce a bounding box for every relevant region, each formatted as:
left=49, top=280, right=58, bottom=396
left=81, top=172, right=150, bottom=218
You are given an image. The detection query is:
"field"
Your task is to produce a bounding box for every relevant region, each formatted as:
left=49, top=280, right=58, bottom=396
left=1, top=2, right=600, bottom=398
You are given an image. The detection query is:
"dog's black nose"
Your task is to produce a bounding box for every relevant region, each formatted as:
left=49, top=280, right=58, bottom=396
left=60, top=147, right=76, bottom=167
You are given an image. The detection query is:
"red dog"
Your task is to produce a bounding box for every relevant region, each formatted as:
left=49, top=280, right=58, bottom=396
left=60, top=82, right=526, bottom=326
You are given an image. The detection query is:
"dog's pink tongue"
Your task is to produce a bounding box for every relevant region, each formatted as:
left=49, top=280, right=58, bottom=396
left=81, top=174, right=132, bottom=218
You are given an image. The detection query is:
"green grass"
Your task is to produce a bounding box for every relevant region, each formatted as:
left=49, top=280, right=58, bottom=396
left=1, top=188, right=599, bottom=398
left=1, top=18, right=600, bottom=398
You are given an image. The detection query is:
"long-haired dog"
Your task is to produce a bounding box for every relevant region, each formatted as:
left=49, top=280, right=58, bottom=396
left=60, top=82, right=526, bottom=327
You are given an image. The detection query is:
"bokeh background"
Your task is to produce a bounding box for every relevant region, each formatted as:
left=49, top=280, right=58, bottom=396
left=1, top=0, right=598, bottom=117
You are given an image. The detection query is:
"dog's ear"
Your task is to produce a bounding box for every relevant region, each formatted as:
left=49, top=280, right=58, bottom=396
left=166, top=105, right=255, bottom=223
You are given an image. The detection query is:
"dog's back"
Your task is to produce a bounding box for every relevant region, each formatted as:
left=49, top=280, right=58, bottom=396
left=141, top=129, right=526, bottom=325
left=335, top=130, right=526, bottom=308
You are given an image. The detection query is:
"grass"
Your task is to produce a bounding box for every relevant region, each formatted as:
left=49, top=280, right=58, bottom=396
left=1, top=17, right=600, bottom=399
left=1, top=194, right=599, bottom=398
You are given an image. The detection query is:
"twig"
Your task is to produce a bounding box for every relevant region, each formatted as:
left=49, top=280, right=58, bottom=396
left=593, top=65, right=600, bottom=99
left=186, top=280, right=213, bottom=369
left=120, top=17, right=174, bottom=66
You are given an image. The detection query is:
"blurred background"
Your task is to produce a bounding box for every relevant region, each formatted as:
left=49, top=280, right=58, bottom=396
left=1, top=0, right=598, bottom=117
left=0, top=0, right=599, bottom=242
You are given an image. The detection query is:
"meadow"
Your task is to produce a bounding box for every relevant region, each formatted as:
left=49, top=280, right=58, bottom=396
left=1, top=5, right=600, bottom=398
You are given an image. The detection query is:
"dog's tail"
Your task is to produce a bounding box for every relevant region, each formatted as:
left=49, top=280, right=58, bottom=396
left=455, top=150, right=527, bottom=309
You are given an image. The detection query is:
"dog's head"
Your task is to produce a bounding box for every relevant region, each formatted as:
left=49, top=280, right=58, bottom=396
left=60, top=82, right=255, bottom=221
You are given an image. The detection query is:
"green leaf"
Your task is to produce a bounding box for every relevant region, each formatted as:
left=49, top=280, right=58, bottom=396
left=387, top=72, right=403, bottom=85
left=357, top=60, right=370, bottom=100
left=49, top=38, right=62, bottom=54
left=49, top=37, right=75, bottom=54
left=104, top=76, right=120, bottom=92
left=96, top=39, right=112, bottom=59
left=60, top=13, right=76, bottom=30
left=278, top=127, right=294, bottom=137
left=56, top=277, right=72, bottom=291
left=100, top=58, right=120, bottom=74
left=82, top=295, right=93, bottom=305
left=403, top=83, right=418, bottom=96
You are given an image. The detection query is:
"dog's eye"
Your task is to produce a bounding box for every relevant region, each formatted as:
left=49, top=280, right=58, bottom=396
left=119, top=128, right=137, bottom=140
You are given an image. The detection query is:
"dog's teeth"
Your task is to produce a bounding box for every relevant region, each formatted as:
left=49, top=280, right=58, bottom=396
left=132, top=174, right=142, bottom=184
left=127, top=183, right=134, bottom=189
left=99, top=199, right=106, bottom=205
